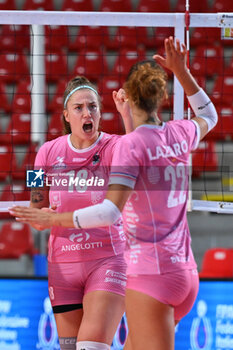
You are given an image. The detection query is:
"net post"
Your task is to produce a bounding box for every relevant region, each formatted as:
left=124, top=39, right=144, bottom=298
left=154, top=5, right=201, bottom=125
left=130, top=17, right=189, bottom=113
left=31, top=24, right=46, bottom=146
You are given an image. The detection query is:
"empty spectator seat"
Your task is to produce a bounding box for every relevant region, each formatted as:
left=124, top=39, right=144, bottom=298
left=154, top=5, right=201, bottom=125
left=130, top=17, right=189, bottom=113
left=111, top=48, right=146, bottom=79
left=0, top=221, right=35, bottom=259
left=106, top=26, right=148, bottom=51
left=47, top=113, right=63, bottom=141
left=191, top=45, right=224, bottom=77
left=0, top=24, right=30, bottom=52
left=190, top=27, right=221, bottom=47
left=48, top=79, right=67, bottom=114
left=101, top=109, right=124, bottom=135
left=0, top=0, right=15, bottom=10
left=0, top=184, right=30, bottom=202
left=3, top=113, right=31, bottom=145
left=61, top=0, right=93, bottom=11
left=45, top=50, right=68, bottom=83
left=0, top=81, right=11, bottom=112
left=45, top=25, right=69, bottom=51
left=174, top=0, right=209, bottom=12
left=0, top=145, right=13, bottom=180
left=199, top=248, right=233, bottom=278
left=100, top=0, right=132, bottom=12
left=192, top=141, right=218, bottom=178
left=0, top=53, right=29, bottom=83
left=211, top=75, right=233, bottom=107
left=69, top=26, right=109, bottom=51
left=211, top=0, right=233, bottom=12
left=12, top=144, right=37, bottom=180
left=98, top=75, right=122, bottom=112
left=12, top=80, right=31, bottom=114
left=22, top=0, right=53, bottom=10
left=137, top=0, right=170, bottom=12
left=71, top=49, right=109, bottom=82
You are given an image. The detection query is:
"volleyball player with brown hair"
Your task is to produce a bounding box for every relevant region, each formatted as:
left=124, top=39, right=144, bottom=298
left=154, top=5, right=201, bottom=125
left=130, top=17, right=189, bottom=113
left=10, top=37, right=218, bottom=350
left=10, top=75, right=133, bottom=350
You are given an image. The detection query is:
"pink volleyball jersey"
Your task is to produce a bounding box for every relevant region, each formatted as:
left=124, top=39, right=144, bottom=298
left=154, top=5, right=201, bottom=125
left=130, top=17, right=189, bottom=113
left=34, top=132, right=126, bottom=263
left=109, top=120, right=200, bottom=275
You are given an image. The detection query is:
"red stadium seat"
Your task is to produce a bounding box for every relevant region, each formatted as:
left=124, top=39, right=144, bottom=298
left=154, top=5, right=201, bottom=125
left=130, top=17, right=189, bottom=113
left=12, top=80, right=31, bottom=114
left=0, top=221, right=35, bottom=259
left=98, top=75, right=122, bottom=112
left=45, top=25, right=69, bottom=51
left=0, top=81, right=11, bottom=112
left=23, top=0, right=53, bottom=10
left=192, top=141, right=218, bottom=178
left=69, top=26, right=109, bottom=51
left=0, top=0, right=16, bottom=10
left=47, top=113, right=63, bottom=141
left=61, top=0, right=93, bottom=11
left=101, top=109, right=124, bottom=135
left=211, top=0, right=233, bottom=12
left=0, top=184, right=30, bottom=202
left=174, top=0, right=209, bottom=12
left=211, top=75, right=233, bottom=107
left=111, top=48, right=146, bottom=79
left=210, top=106, right=233, bottom=141
left=137, top=0, right=170, bottom=12
left=100, top=0, right=132, bottom=12
left=190, top=27, right=221, bottom=47
left=190, top=45, right=224, bottom=77
left=106, top=26, right=149, bottom=51
left=0, top=25, right=30, bottom=52
left=45, top=50, right=69, bottom=83
left=199, top=248, right=233, bottom=278
left=71, top=49, right=109, bottom=82
left=48, top=79, right=67, bottom=114
left=0, top=53, right=29, bottom=83
left=0, top=146, right=13, bottom=180
left=153, top=27, right=174, bottom=48
left=12, top=144, right=38, bottom=180
left=3, top=113, right=31, bottom=145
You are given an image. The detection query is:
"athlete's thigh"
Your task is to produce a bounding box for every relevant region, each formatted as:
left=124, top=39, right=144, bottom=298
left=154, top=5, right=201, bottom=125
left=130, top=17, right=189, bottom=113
left=78, top=290, right=125, bottom=345
left=125, top=288, right=175, bottom=350
left=55, top=308, right=84, bottom=337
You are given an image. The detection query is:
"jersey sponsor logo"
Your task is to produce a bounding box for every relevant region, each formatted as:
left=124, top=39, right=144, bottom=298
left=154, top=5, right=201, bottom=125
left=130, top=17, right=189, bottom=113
left=104, top=269, right=127, bottom=287
left=61, top=232, right=103, bottom=252
left=147, top=140, right=188, bottom=160
left=26, top=169, right=44, bottom=187
left=69, top=232, right=90, bottom=243
left=61, top=241, right=103, bottom=252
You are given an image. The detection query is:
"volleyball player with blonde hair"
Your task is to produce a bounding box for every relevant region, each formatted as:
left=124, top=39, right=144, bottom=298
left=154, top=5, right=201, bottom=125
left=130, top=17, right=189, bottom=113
left=10, top=37, right=218, bottom=350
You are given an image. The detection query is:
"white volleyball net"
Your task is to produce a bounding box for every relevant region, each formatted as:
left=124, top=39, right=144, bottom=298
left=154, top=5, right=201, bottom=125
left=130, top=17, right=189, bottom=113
left=0, top=10, right=233, bottom=215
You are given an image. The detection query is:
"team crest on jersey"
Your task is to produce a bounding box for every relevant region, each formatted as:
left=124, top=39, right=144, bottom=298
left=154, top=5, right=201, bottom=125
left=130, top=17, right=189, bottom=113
left=92, top=153, right=100, bottom=165
left=53, top=156, right=66, bottom=169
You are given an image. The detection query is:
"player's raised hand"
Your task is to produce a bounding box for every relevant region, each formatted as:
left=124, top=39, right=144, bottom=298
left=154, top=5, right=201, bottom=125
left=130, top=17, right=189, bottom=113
left=112, top=88, right=133, bottom=133
left=153, top=36, right=187, bottom=76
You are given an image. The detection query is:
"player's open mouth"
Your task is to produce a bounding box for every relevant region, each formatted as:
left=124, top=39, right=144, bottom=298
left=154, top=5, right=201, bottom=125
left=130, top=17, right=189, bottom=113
left=83, top=122, right=93, bottom=133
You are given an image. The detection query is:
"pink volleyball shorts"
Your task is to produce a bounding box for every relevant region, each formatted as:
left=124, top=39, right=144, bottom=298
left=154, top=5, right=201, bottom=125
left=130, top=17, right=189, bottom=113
left=126, top=268, right=199, bottom=321
left=48, top=254, right=127, bottom=307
